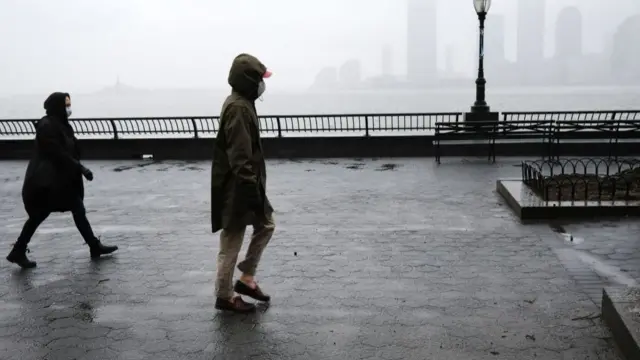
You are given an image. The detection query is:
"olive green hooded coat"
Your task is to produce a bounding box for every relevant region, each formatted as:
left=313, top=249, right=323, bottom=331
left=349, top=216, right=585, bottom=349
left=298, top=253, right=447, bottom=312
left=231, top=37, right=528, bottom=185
left=211, top=54, right=273, bottom=233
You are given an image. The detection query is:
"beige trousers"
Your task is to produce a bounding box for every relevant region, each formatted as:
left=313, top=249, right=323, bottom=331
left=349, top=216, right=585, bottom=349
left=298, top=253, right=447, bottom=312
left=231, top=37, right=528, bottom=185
left=215, top=213, right=275, bottom=300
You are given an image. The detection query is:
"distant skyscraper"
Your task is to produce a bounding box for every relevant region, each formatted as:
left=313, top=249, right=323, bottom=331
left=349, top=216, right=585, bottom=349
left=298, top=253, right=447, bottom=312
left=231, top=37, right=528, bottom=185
left=517, top=0, right=546, bottom=84
left=407, top=0, right=438, bottom=84
left=611, top=14, right=640, bottom=83
left=313, top=67, right=338, bottom=88
left=382, top=45, right=392, bottom=76
left=517, top=0, right=545, bottom=62
left=339, top=59, right=362, bottom=86
left=555, top=7, right=582, bottom=59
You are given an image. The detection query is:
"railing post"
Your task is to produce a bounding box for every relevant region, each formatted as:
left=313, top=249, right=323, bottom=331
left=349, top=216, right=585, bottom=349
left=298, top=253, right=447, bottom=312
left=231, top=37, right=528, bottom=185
left=276, top=117, right=282, bottom=138
left=365, top=115, right=370, bottom=137
left=110, top=119, right=118, bottom=140
left=611, top=111, right=619, bottom=160
left=191, top=118, right=198, bottom=139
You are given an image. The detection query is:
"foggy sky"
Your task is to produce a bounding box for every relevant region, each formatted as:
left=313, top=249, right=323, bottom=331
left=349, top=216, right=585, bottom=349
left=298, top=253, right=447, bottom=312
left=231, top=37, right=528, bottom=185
left=0, top=0, right=637, bottom=96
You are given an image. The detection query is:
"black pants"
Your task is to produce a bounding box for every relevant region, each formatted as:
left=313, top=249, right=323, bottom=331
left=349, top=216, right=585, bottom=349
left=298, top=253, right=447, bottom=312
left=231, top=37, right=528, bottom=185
left=15, top=197, right=97, bottom=248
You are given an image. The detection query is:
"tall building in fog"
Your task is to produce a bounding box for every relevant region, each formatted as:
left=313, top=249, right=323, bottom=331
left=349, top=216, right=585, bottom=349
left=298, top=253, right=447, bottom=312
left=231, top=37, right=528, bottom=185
left=611, top=14, right=640, bottom=83
left=407, top=0, right=437, bottom=84
left=382, top=45, right=392, bottom=77
left=339, top=59, right=362, bottom=87
left=555, top=7, right=582, bottom=59
left=517, top=0, right=545, bottom=84
left=312, top=67, right=338, bottom=89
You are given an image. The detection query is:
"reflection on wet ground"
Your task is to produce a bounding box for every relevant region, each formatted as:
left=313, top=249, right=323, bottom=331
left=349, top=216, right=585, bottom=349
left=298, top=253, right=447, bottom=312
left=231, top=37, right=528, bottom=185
left=0, top=158, right=629, bottom=359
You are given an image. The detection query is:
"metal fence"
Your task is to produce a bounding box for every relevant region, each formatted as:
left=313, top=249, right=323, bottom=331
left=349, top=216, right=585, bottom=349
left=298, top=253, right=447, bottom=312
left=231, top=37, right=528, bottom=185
left=3, top=110, right=640, bottom=141
left=522, top=157, right=640, bottom=202
left=0, top=113, right=462, bottom=140
left=503, top=110, right=640, bottom=123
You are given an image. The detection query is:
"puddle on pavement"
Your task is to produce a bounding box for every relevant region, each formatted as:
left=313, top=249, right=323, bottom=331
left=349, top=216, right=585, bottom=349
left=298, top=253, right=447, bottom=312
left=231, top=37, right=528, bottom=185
left=31, top=274, right=67, bottom=288
left=97, top=225, right=161, bottom=233
left=0, top=301, right=24, bottom=319
left=376, top=163, right=400, bottom=171
left=345, top=163, right=365, bottom=170
left=2, top=218, right=28, bottom=229
left=555, top=248, right=638, bottom=287
left=183, top=270, right=215, bottom=278
left=266, top=307, right=377, bottom=318
left=574, top=250, right=638, bottom=287
left=314, top=224, right=474, bottom=232
left=549, top=223, right=584, bottom=244
left=180, top=166, right=204, bottom=172
left=34, top=226, right=80, bottom=234
left=94, top=298, right=204, bottom=324
left=113, top=161, right=161, bottom=172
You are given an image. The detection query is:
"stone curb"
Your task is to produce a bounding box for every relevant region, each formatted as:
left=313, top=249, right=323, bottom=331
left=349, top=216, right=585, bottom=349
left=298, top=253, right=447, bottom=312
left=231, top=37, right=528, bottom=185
left=602, top=287, right=640, bottom=360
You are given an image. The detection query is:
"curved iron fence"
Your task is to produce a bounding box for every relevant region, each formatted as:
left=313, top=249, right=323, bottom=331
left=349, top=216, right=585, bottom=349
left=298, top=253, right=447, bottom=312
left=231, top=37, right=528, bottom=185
left=522, top=157, right=640, bottom=201
left=0, top=112, right=462, bottom=140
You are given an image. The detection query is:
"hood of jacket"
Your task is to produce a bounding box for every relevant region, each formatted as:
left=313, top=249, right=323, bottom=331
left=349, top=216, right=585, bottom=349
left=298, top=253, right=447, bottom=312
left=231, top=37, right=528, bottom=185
left=227, top=53, right=268, bottom=101
left=44, top=92, right=70, bottom=123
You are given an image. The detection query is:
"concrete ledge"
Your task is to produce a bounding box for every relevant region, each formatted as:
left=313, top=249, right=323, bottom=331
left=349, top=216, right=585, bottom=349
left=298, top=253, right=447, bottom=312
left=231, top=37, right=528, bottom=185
left=2, top=137, right=639, bottom=160
left=0, top=137, right=434, bottom=160
left=602, top=287, right=640, bottom=360
left=496, top=179, right=640, bottom=220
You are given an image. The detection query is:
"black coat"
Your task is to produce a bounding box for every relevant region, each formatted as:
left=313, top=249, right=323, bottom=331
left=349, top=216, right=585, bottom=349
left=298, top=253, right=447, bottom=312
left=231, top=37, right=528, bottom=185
left=22, top=93, right=84, bottom=216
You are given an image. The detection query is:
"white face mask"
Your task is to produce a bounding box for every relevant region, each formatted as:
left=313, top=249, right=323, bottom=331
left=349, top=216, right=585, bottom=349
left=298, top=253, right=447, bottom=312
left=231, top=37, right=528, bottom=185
left=257, top=80, right=266, bottom=99
left=66, top=106, right=72, bottom=117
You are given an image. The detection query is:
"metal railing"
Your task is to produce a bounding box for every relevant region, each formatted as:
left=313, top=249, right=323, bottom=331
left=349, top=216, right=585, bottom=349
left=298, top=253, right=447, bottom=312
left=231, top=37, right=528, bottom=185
left=522, top=157, right=640, bottom=202
left=0, top=113, right=462, bottom=140
left=503, top=110, right=640, bottom=124
left=3, top=110, right=640, bottom=144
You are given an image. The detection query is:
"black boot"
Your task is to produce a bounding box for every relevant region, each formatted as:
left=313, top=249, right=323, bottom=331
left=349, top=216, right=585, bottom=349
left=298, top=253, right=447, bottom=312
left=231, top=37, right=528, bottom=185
left=88, top=238, right=118, bottom=259
left=6, top=244, right=37, bottom=269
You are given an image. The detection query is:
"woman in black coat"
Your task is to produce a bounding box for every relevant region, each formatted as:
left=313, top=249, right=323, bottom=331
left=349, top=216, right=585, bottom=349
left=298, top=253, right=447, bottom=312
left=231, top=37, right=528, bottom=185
left=6, top=92, right=118, bottom=268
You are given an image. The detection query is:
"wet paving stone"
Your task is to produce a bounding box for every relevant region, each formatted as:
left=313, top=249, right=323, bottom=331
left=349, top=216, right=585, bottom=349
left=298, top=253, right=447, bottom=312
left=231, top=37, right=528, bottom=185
left=0, top=158, right=627, bottom=359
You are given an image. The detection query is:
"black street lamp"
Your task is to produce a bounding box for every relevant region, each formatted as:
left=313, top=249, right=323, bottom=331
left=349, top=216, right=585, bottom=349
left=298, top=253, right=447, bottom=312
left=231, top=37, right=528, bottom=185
left=466, top=0, right=498, bottom=122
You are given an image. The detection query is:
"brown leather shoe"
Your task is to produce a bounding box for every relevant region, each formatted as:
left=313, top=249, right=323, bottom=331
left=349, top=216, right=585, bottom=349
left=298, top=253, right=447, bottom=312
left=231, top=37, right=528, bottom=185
left=234, top=280, right=271, bottom=302
left=215, top=296, right=256, bottom=313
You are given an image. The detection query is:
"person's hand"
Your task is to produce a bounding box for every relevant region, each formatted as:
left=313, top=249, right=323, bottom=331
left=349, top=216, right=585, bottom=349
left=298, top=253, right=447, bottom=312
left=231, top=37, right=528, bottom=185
left=81, top=166, right=94, bottom=181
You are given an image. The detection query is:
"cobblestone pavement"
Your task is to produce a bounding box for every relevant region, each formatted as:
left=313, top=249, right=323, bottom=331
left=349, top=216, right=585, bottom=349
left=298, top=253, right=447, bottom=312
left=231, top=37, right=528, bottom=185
left=0, top=158, right=624, bottom=359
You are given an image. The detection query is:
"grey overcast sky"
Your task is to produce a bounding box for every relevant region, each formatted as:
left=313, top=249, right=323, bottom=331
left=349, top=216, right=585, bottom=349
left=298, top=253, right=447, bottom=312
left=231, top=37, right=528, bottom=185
left=0, top=0, right=637, bottom=96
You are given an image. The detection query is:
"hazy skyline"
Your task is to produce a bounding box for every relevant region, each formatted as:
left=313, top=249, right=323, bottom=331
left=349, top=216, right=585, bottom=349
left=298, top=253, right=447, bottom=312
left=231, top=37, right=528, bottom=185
left=0, top=0, right=638, bottom=97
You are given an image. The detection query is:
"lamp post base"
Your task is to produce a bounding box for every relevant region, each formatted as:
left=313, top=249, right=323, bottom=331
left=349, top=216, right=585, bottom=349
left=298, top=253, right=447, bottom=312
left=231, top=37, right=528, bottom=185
left=464, top=111, right=499, bottom=123
left=470, top=104, right=491, bottom=113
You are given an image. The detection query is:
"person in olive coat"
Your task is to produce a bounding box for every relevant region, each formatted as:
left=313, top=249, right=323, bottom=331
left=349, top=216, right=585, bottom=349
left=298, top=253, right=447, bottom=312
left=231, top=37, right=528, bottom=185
left=211, top=54, right=275, bottom=313
left=6, top=92, right=118, bottom=269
